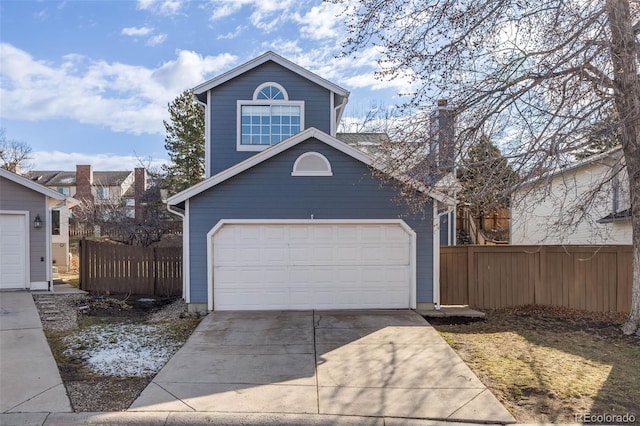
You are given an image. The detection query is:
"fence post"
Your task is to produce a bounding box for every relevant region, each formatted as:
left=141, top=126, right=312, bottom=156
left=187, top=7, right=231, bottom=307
left=536, top=245, right=546, bottom=305
left=153, top=247, right=158, bottom=296
left=79, top=238, right=84, bottom=289
left=467, top=246, right=475, bottom=307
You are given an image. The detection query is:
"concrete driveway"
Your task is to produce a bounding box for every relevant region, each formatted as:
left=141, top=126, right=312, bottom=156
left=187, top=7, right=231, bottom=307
left=0, top=292, right=71, bottom=413
left=130, top=310, right=514, bottom=423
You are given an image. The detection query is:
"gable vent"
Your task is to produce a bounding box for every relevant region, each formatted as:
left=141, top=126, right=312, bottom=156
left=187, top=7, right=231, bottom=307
left=291, top=152, right=333, bottom=176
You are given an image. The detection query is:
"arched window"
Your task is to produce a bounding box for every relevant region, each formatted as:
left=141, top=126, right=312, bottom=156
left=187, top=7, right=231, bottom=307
left=291, top=152, right=333, bottom=176
left=253, top=82, right=287, bottom=100
left=238, top=82, right=304, bottom=151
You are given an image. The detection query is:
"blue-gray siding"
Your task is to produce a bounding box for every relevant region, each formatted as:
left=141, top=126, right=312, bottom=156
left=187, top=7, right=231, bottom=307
left=188, top=138, right=435, bottom=305
left=208, top=61, right=332, bottom=175
left=0, top=176, right=48, bottom=283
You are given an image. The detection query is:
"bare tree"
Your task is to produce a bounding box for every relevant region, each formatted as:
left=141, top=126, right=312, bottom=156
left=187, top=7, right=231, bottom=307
left=0, top=128, right=32, bottom=173
left=337, top=0, right=640, bottom=334
left=72, top=173, right=179, bottom=247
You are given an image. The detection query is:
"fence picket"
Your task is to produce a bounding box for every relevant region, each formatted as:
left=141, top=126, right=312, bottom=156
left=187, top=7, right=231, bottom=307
left=441, top=245, right=633, bottom=313
left=79, top=239, right=182, bottom=296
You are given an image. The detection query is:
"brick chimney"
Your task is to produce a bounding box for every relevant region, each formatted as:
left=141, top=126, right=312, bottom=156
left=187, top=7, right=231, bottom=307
left=75, top=165, right=94, bottom=202
left=134, top=167, right=147, bottom=222
left=6, top=162, right=21, bottom=175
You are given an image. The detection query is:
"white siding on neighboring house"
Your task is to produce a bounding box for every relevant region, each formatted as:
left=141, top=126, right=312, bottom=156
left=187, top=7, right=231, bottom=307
left=51, top=205, right=71, bottom=272
left=511, top=148, right=631, bottom=245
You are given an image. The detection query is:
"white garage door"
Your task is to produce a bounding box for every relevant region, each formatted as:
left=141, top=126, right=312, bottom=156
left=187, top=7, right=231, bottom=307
left=212, top=222, right=414, bottom=310
left=0, top=214, right=27, bottom=289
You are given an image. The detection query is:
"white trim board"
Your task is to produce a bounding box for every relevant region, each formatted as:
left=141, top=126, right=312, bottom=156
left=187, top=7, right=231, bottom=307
left=192, top=51, right=350, bottom=98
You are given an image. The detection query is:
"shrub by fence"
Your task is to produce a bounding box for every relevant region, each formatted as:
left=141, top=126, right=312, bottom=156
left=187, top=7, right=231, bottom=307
left=79, top=239, right=182, bottom=296
left=441, top=245, right=633, bottom=313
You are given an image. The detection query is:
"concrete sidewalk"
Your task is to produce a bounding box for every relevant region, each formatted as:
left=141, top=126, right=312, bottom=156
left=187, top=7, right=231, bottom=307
left=1, top=411, right=516, bottom=425
left=130, top=310, right=515, bottom=424
left=0, top=292, right=72, bottom=414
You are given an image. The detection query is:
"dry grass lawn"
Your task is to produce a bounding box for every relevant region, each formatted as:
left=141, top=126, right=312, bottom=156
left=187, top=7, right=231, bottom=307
left=429, top=306, right=640, bottom=423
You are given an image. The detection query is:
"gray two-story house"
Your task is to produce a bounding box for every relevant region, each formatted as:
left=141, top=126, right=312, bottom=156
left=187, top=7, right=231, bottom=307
left=167, top=52, right=454, bottom=312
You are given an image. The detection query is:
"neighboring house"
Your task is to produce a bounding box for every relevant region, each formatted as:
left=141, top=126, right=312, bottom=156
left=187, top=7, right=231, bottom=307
left=0, top=168, right=77, bottom=290
left=167, top=51, right=456, bottom=312
left=511, top=146, right=631, bottom=245
left=25, top=165, right=148, bottom=271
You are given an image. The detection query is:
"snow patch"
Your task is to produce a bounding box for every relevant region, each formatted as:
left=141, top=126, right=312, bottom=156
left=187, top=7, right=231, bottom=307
left=63, top=323, right=181, bottom=377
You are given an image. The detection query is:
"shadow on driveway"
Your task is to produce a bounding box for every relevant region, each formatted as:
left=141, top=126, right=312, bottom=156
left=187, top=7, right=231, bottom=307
left=129, top=310, right=515, bottom=423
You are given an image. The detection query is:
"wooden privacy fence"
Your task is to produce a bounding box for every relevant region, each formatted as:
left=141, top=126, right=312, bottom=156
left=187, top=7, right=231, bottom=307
left=79, top=239, right=182, bottom=296
left=440, top=245, right=633, bottom=313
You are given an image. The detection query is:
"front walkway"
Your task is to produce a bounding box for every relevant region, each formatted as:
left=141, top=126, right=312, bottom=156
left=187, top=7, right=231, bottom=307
left=0, top=291, right=72, bottom=413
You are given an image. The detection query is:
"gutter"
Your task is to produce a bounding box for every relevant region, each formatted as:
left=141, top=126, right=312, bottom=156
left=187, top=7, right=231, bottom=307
left=166, top=203, right=185, bottom=219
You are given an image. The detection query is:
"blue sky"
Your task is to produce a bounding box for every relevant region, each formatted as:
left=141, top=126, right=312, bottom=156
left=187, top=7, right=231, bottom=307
left=0, top=0, right=413, bottom=171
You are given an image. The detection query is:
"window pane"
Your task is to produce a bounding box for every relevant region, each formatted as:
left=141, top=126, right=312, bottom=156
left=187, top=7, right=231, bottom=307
left=257, top=86, right=285, bottom=100
left=240, top=103, right=301, bottom=146
left=52, top=210, right=60, bottom=236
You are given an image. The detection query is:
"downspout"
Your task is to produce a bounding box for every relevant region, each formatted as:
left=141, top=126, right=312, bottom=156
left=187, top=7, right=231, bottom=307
left=166, top=203, right=187, bottom=302
left=333, top=94, right=349, bottom=135
left=433, top=200, right=441, bottom=310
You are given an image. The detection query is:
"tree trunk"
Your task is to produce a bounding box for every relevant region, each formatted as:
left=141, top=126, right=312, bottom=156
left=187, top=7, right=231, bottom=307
left=606, top=0, right=640, bottom=335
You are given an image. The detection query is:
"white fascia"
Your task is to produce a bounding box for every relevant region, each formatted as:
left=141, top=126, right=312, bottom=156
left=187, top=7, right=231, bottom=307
left=45, top=197, right=52, bottom=290
left=194, top=92, right=211, bottom=177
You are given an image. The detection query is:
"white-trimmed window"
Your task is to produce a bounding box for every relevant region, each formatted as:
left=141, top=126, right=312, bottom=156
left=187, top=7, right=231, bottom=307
left=292, top=152, right=333, bottom=176
left=96, top=187, right=109, bottom=200
left=238, top=82, right=304, bottom=151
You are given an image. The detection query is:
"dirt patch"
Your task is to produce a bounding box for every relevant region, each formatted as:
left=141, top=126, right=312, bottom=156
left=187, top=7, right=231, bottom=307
left=429, top=305, right=640, bottom=423
left=39, top=294, right=202, bottom=412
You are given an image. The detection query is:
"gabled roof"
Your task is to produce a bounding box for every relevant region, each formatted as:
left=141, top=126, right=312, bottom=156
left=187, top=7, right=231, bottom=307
left=191, top=51, right=350, bottom=98
left=167, top=127, right=455, bottom=207
left=598, top=207, right=631, bottom=223
left=516, top=145, right=623, bottom=191
left=94, top=171, right=133, bottom=186
left=26, top=170, right=133, bottom=187
left=336, top=132, right=389, bottom=146
left=1, top=168, right=69, bottom=201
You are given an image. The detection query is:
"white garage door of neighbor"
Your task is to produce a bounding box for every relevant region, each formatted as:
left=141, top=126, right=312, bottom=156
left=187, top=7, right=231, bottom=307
left=0, top=214, right=27, bottom=289
left=212, top=222, right=414, bottom=310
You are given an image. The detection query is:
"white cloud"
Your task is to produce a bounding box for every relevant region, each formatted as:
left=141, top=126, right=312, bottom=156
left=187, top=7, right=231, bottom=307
left=121, top=26, right=167, bottom=46
left=293, top=3, right=344, bottom=41
left=208, top=0, right=298, bottom=32
left=136, top=0, right=155, bottom=10
left=151, top=50, right=237, bottom=93
left=146, top=34, right=168, bottom=46
left=208, top=0, right=251, bottom=20
left=159, top=0, right=182, bottom=15
left=31, top=151, right=168, bottom=172
left=122, top=26, right=154, bottom=36
left=136, top=0, right=182, bottom=15
left=216, top=25, right=245, bottom=40
left=0, top=43, right=238, bottom=135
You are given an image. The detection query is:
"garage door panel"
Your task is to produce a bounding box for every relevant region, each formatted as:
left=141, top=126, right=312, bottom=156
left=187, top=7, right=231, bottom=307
left=212, top=223, right=413, bottom=310
left=0, top=214, right=27, bottom=289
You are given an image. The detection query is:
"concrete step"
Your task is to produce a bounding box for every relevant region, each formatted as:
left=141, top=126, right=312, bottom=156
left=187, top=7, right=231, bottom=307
left=44, top=316, right=63, bottom=321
